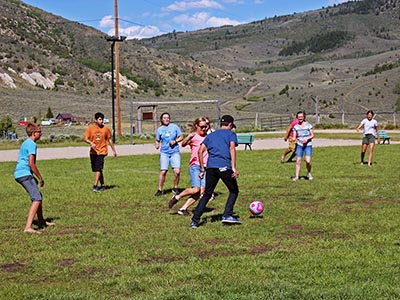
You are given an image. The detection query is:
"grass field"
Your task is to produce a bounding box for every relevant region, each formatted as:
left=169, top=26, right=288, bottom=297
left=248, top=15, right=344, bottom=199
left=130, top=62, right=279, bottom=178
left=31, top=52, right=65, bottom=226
left=1, top=145, right=400, bottom=299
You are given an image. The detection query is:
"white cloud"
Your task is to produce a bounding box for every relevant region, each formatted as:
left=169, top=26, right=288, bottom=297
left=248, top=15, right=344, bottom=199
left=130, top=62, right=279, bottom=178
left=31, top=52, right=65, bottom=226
left=173, top=12, right=241, bottom=30
left=108, top=26, right=164, bottom=40
left=328, top=0, right=351, bottom=5
left=222, top=0, right=244, bottom=3
left=99, top=15, right=114, bottom=28
left=254, top=0, right=263, bottom=4
left=163, top=0, right=223, bottom=12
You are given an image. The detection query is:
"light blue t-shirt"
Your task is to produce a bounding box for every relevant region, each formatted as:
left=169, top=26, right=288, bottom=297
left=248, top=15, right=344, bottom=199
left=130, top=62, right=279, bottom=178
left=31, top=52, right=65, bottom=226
left=156, top=123, right=182, bottom=155
left=293, top=122, right=313, bottom=146
left=202, top=129, right=238, bottom=169
left=14, top=138, right=36, bottom=179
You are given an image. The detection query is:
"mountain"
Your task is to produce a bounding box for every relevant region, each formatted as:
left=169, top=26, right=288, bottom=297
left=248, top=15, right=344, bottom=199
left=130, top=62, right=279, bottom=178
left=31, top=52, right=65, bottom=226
left=139, top=0, right=400, bottom=124
left=0, top=0, right=243, bottom=123
left=1, top=0, right=400, bottom=127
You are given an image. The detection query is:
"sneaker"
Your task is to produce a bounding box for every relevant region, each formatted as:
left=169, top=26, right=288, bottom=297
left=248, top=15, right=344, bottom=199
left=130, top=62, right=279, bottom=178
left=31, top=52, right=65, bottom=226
left=221, top=216, right=241, bottom=224
left=210, top=194, right=216, bottom=201
left=168, top=195, right=179, bottom=209
left=307, top=173, right=313, bottom=180
left=178, top=209, right=191, bottom=216
left=154, top=190, right=162, bottom=196
left=190, top=221, right=199, bottom=228
left=292, top=177, right=299, bottom=181
left=173, top=188, right=180, bottom=195
left=92, top=186, right=101, bottom=192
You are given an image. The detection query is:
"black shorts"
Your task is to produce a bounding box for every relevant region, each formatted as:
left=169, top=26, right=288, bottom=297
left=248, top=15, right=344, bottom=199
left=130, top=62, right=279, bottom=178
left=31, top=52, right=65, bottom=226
left=90, top=154, right=105, bottom=172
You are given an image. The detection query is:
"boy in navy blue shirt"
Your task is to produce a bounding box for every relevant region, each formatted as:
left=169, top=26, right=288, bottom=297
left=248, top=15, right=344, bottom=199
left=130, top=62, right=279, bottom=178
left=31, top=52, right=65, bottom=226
left=190, top=115, right=240, bottom=228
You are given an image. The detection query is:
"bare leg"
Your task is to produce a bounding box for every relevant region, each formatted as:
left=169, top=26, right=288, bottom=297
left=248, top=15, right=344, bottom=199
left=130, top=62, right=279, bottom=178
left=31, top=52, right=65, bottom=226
left=158, top=170, right=167, bottom=191
left=295, top=157, right=301, bottom=178
left=305, top=156, right=311, bottom=173
left=173, top=168, right=180, bottom=189
left=368, top=143, right=375, bottom=166
left=25, top=201, right=42, bottom=234
left=281, top=148, right=291, bottom=162
left=180, top=196, right=198, bottom=211
left=94, top=171, right=101, bottom=187
left=36, top=203, right=55, bottom=227
left=287, top=151, right=296, bottom=162
left=361, top=144, right=367, bottom=164
left=99, top=171, right=104, bottom=186
left=176, top=187, right=200, bottom=201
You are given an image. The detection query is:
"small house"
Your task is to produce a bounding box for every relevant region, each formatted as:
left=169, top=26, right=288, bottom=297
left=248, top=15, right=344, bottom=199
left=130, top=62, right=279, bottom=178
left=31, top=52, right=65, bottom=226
left=56, top=113, right=76, bottom=124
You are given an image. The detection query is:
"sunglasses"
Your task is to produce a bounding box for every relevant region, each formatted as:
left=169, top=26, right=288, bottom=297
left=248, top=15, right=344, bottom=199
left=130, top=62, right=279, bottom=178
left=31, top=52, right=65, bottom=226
left=199, top=125, right=208, bottom=129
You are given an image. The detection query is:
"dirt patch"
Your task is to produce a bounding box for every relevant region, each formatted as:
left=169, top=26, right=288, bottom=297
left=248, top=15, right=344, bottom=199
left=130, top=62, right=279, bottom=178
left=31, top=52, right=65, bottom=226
left=249, top=244, right=275, bottom=255
left=0, top=261, right=26, bottom=273
left=55, top=259, right=75, bottom=266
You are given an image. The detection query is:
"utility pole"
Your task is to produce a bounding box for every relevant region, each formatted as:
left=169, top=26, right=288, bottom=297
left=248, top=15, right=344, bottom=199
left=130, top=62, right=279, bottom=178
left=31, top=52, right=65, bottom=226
left=106, top=35, right=126, bottom=143
left=114, top=0, right=122, bottom=137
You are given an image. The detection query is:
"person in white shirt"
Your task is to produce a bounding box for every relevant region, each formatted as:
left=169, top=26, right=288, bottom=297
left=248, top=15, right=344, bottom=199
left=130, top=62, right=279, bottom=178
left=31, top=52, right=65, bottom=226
left=292, top=111, right=314, bottom=181
left=356, top=110, right=380, bottom=166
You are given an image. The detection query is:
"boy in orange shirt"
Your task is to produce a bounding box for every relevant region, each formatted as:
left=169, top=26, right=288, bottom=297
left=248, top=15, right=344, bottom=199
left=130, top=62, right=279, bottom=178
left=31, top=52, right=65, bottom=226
left=84, top=112, right=117, bottom=192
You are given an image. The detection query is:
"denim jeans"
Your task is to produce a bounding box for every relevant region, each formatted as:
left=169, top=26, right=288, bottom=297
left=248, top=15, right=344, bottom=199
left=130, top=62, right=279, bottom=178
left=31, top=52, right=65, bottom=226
left=192, top=168, right=239, bottom=223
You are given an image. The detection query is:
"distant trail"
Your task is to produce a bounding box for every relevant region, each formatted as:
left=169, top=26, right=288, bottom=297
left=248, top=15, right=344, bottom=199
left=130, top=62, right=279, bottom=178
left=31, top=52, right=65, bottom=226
left=220, top=82, right=261, bottom=111
left=342, top=78, right=380, bottom=111
left=244, top=82, right=261, bottom=98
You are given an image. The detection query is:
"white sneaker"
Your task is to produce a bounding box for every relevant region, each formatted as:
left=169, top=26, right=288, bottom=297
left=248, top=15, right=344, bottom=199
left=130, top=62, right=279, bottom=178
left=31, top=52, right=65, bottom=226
left=292, top=177, right=299, bottom=181
left=307, top=173, right=313, bottom=180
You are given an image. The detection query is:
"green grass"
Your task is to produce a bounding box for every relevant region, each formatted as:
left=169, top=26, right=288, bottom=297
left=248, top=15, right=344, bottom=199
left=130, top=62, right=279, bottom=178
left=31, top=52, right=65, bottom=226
left=1, top=145, right=400, bottom=299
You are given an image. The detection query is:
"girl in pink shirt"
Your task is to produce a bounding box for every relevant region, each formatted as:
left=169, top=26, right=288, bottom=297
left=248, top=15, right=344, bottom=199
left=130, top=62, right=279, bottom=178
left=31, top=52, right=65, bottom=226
left=168, top=117, right=209, bottom=215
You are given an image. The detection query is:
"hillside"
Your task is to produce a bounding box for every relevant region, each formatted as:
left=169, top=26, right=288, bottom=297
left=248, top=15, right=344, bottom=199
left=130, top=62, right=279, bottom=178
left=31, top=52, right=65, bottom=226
left=139, top=0, right=400, bottom=124
left=0, top=0, right=247, bottom=123
left=1, top=0, right=400, bottom=128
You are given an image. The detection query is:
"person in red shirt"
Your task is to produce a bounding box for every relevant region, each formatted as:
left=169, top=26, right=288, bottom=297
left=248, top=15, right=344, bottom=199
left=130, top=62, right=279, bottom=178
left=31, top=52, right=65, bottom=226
left=280, top=115, right=299, bottom=163
left=84, top=112, right=117, bottom=192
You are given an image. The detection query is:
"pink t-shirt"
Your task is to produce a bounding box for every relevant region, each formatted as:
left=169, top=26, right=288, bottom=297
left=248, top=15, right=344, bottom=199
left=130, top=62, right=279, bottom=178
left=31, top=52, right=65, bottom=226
left=289, top=119, right=299, bottom=137
left=188, top=133, right=208, bottom=166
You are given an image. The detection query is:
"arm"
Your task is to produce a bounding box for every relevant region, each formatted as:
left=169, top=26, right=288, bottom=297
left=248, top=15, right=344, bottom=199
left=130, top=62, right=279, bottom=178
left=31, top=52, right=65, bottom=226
left=198, top=144, right=206, bottom=178
left=84, top=137, right=96, bottom=150
left=28, top=154, right=44, bottom=187
left=230, top=141, right=238, bottom=178
left=108, top=138, right=117, bottom=157
left=356, top=122, right=363, bottom=132
left=284, top=124, right=294, bottom=141
left=169, top=134, right=184, bottom=146
left=305, top=129, right=315, bottom=144
left=376, top=125, right=380, bottom=144
left=181, top=133, right=195, bottom=147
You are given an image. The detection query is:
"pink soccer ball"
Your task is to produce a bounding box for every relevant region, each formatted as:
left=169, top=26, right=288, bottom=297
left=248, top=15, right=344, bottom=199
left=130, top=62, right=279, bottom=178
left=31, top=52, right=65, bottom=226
left=249, top=201, right=264, bottom=215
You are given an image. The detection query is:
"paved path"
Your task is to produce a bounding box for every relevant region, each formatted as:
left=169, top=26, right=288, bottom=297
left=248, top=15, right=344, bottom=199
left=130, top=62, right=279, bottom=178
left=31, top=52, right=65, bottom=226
left=0, top=138, right=373, bottom=162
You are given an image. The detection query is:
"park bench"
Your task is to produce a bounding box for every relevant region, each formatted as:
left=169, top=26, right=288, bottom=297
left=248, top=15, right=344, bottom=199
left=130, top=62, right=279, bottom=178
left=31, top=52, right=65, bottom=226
left=378, top=130, right=391, bottom=144
left=236, top=133, right=255, bottom=150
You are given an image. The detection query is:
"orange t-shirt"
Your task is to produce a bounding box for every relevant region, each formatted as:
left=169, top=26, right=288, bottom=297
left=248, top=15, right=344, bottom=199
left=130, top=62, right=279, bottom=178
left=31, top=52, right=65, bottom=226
left=84, top=124, right=112, bottom=155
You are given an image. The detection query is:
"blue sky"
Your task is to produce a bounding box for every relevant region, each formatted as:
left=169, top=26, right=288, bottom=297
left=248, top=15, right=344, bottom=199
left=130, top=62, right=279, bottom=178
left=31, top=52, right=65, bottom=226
left=22, top=0, right=349, bottom=39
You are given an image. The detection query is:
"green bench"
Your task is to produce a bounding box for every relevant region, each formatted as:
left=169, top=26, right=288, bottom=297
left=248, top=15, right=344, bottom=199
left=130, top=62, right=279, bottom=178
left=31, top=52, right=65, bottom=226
left=236, top=134, right=255, bottom=150
left=379, top=130, right=391, bottom=144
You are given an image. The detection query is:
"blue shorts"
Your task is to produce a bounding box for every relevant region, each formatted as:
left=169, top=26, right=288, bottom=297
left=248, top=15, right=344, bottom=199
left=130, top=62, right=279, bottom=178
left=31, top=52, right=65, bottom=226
left=160, top=152, right=181, bottom=170
left=15, top=175, right=42, bottom=201
left=189, top=164, right=205, bottom=188
left=296, top=144, right=312, bottom=158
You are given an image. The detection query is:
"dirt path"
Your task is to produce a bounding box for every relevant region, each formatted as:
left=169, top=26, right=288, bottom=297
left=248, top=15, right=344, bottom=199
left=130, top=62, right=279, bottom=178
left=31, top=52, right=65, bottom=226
left=0, top=137, right=372, bottom=162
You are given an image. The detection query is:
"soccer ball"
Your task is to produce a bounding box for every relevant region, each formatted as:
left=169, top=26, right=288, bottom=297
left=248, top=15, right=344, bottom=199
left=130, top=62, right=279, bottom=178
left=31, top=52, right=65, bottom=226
left=249, top=201, right=264, bottom=215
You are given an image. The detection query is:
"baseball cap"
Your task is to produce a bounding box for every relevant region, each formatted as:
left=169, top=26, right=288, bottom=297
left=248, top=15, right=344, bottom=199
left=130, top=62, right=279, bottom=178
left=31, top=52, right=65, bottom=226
left=220, top=115, right=236, bottom=128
